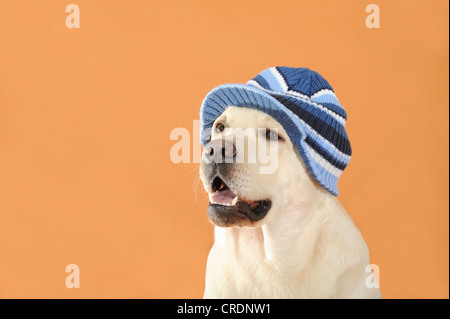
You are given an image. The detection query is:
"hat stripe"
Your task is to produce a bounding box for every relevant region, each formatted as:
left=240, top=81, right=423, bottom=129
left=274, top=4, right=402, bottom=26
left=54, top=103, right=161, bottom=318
left=310, top=95, right=347, bottom=119
left=316, top=102, right=347, bottom=120
left=310, top=89, right=336, bottom=98
left=270, top=67, right=289, bottom=92
left=273, top=91, right=346, bottom=125
left=272, top=96, right=351, bottom=155
left=259, top=68, right=286, bottom=93
left=306, top=144, right=343, bottom=178
left=311, top=92, right=340, bottom=104
left=248, top=80, right=346, bottom=124
left=304, top=136, right=348, bottom=171
left=273, top=67, right=312, bottom=99
left=281, top=101, right=351, bottom=163
left=251, top=76, right=271, bottom=92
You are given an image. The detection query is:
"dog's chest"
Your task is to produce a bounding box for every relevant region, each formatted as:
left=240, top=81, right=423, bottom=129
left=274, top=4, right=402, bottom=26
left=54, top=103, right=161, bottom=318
left=205, top=241, right=332, bottom=298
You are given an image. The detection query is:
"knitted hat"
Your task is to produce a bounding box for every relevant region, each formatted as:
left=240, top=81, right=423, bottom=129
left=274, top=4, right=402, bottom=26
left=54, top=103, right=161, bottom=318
left=200, top=67, right=351, bottom=196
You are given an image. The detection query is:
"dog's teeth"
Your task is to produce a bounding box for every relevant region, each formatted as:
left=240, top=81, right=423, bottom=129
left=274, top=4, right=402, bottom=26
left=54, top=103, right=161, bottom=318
left=231, top=196, right=238, bottom=206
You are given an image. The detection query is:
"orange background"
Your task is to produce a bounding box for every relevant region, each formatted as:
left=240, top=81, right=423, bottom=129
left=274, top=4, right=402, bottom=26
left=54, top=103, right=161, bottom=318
left=0, top=1, right=448, bottom=298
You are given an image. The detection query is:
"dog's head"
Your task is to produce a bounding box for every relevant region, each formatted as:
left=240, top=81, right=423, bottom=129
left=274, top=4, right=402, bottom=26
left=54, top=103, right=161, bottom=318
left=200, top=106, right=319, bottom=228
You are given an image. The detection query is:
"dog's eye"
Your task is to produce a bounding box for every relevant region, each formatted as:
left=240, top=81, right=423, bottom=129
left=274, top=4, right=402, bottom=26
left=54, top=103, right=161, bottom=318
left=216, top=122, right=225, bottom=132
left=265, top=129, right=282, bottom=141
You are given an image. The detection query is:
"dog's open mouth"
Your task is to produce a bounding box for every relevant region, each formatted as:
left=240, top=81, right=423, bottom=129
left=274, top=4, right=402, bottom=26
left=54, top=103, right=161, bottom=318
left=207, top=176, right=271, bottom=226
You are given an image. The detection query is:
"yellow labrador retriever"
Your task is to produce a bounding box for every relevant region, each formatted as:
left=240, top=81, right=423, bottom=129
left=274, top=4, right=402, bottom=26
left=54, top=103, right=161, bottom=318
left=199, top=106, right=381, bottom=299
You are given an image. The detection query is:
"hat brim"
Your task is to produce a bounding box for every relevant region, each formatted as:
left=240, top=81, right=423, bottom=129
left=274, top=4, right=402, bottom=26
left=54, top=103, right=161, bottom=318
left=200, top=83, right=305, bottom=146
left=199, top=83, right=340, bottom=196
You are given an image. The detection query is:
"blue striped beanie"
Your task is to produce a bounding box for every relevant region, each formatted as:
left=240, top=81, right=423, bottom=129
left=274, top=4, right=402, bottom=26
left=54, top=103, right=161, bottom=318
left=200, top=67, right=351, bottom=196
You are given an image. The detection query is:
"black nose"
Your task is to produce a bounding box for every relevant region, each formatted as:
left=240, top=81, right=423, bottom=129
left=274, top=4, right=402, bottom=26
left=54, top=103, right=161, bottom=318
left=204, top=139, right=236, bottom=163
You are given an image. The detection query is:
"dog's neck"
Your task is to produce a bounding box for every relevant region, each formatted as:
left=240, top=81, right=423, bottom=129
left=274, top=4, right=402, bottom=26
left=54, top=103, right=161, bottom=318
left=214, top=187, right=331, bottom=274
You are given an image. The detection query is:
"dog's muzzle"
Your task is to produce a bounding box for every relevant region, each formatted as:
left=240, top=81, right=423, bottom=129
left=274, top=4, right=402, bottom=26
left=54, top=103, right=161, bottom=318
left=202, top=139, right=271, bottom=227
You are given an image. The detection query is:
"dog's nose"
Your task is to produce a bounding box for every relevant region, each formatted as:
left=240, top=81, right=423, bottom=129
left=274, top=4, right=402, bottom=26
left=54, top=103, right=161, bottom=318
left=204, top=139, right=236, bottom=163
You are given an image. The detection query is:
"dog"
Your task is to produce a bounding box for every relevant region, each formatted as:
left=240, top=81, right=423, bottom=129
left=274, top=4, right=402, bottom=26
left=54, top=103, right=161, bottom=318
left=199, top=106, right=381, bottom=298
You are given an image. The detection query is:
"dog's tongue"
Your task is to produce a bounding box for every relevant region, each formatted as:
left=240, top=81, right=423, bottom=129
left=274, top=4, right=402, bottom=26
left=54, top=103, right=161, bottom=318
left=211, top=189, right=237, bottom=204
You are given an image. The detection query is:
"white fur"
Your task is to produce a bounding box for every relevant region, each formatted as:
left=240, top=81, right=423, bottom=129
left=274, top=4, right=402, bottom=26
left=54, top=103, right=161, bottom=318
left=200, top=107, right=381, bottom=299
